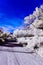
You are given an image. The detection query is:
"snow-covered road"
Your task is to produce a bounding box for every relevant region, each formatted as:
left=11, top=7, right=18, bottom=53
left=0, top=46, right=43, bottom=65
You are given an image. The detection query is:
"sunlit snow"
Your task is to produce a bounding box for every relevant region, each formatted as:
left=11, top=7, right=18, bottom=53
left=13, top=5, right=43, bottom=58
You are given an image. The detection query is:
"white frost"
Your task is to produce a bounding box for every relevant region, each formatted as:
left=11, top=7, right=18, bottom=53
left=13, top=5, right=43, bottom=58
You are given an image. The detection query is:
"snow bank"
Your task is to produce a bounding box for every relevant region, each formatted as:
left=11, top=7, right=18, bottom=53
left=36, top=47, right=43, bottom=58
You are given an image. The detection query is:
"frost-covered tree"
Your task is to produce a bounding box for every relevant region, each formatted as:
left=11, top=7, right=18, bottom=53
left=13, top=5, right=43, bottom=52
left=24, top=5, right=43, bottom=30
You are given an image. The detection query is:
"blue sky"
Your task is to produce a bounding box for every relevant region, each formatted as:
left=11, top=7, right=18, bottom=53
left=0, top=0, right=43, bottom=32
